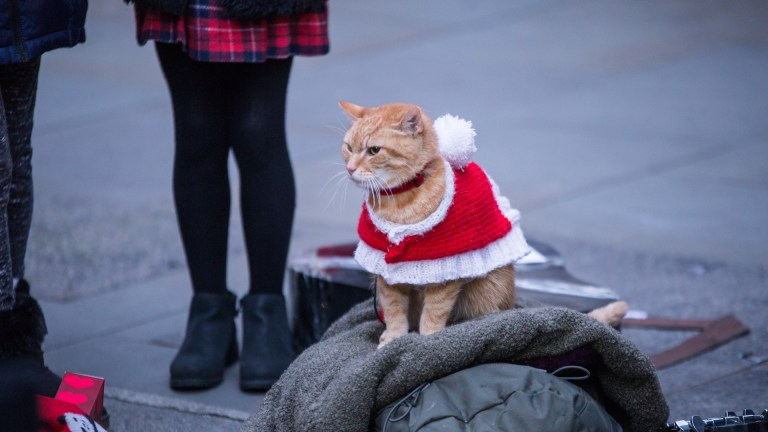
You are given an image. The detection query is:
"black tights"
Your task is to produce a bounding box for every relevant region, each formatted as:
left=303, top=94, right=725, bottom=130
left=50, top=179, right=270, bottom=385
left=156, top=43, right=295, bottom=296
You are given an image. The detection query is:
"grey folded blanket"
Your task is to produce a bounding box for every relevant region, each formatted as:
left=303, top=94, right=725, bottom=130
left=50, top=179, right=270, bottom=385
left=244, top=300, right=669, bottom=432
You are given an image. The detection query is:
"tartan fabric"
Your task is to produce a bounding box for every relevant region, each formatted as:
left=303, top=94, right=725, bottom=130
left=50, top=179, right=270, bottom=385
left=135, top=0, right=328, bottom=63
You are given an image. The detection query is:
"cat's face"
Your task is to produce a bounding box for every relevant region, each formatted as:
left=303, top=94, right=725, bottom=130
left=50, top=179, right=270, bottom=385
left=340, top=101, right=438, bottom=194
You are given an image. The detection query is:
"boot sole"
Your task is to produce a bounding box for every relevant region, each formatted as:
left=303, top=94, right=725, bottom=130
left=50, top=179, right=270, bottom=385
left=170, top=331, right=239, bottom=390
left=239, top=376, right=279, bottom=392
left=171, top=376, right=225, bottom=390
left=170, top=350, right=237, bottom=390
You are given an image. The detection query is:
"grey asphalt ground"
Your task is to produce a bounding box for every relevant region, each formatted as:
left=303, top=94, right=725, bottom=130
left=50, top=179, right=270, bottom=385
left=27, top=0, right=767, bottom=430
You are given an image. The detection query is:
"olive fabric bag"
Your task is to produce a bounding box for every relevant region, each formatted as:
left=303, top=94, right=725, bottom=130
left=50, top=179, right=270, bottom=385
left=374, top=363, right=622, bottom=432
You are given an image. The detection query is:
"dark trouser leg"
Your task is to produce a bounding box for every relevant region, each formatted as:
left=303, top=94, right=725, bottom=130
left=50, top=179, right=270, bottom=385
left=223, top=58, right=295, bottom=390
left=156, top=42, right=231, bottom=295
left=0, top=59, right=64, bottom=402
left=0, top=60, right=107, bottom=423
left=0, top=59, right=38, bottom=311
left=156, top=43, right=238, bottom=389
left=226, top=57, right=295, bottom=296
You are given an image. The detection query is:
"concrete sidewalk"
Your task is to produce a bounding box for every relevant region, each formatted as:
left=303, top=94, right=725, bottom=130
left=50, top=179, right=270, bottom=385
left=29, top=0, right=767, bottom=430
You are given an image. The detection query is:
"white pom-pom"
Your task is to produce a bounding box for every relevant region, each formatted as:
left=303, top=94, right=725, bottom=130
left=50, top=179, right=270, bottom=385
left=433, top=114, right=477, bottom=169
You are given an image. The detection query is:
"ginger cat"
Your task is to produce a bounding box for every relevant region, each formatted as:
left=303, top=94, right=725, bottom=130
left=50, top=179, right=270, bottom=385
left=340, top=101, right=531, bottom=348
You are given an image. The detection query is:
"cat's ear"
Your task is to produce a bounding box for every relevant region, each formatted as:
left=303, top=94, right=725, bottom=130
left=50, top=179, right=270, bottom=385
left=339, top=101, right=366, bottom=119
left=401, top=107, right=423, bottom=136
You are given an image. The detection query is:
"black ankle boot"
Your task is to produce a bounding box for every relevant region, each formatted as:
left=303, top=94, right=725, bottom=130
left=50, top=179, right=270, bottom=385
left=170, top=291, right=239, bottom=390
left=1, top=281, right=110, bottom=428
left=240, top=293, right=293, bottom=391
left=0, top=281, right=61, bottom=397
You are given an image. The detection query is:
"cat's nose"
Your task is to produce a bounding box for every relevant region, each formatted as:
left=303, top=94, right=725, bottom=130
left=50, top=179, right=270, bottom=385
left=346, top=165, right=355, bottom=175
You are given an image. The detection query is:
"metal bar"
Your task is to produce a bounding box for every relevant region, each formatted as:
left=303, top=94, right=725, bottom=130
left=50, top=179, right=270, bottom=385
left=648, top=315, right=750, bottom=370
left=622, top=317, right=714, bottom=331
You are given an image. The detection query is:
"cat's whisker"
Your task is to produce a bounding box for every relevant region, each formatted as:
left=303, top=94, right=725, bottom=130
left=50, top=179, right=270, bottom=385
left=377, top=179, right=387, bottom=205
left=324, top=171, right=351, bottom=212
left=364, top=179, right=375, bottom=209
left=368, top=178, right=382, bottom=210
left=324, top=121, right=348, bottom=137
left=322, top=161, right=348, bottom=167
left=373, top=174, right=392, bottom=201
left=374, top=176, right=388, bottom=209
left=371, top=189, right=379, bottom=211
left=320, top=170, right=349, bottom=194
left=336, top=114, right=350, bottom=131
left=341, top=174, right=351, bottom=209
left=378, top=177, right=394, bottom=196
left=316, top=160, right=355, bottom=211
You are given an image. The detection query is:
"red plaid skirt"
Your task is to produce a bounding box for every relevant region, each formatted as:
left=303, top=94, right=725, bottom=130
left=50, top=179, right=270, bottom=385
left=135, top=0, right=329, bottom=63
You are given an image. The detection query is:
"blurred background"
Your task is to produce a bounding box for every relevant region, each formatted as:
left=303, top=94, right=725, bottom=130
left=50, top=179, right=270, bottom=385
left=28, top=0, right=766, bottom=429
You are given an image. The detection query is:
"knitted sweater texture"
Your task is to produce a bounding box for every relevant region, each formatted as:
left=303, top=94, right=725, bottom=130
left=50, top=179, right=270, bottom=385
left=355, top=161, right=530, bottom=285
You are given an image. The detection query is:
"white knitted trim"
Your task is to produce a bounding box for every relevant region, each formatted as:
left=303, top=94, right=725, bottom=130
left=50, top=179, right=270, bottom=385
left=355, top=225, right=531, bottom=285
left=366, top=159, right=455, bottom=244
left=485, top=169, right=521, bottom=225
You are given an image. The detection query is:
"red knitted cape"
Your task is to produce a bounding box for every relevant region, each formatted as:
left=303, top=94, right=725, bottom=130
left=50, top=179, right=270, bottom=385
left=357, top=162, right=512, bottom=264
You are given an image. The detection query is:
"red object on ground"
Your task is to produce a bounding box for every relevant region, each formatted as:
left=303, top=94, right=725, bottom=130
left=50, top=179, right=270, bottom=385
left=55, top=372, right=105, bottom=426
left=37, top=396, right=84, bottom=431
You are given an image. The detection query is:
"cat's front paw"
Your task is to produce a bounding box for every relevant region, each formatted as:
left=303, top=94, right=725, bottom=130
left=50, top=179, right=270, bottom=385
left=377, top=329, right=405, bottom=349
left=587, top=300, right=629, bottom=327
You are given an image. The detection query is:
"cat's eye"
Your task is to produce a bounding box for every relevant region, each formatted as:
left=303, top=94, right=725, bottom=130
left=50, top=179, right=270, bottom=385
left=344, top=143, right=352, bottom=152
left=367, top=146, right=381, bottom=155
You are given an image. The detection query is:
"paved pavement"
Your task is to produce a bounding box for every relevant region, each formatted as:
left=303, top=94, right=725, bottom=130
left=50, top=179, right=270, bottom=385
left=26, top=0, right=767, bottom=430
